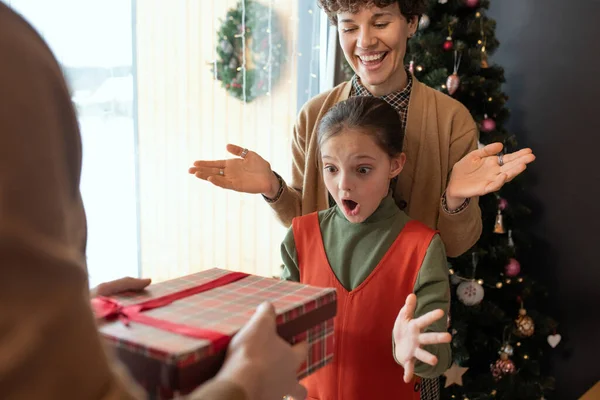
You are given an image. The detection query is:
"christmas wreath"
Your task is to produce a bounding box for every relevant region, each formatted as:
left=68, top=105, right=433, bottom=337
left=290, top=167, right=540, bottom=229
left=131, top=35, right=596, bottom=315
left=214, top=0, right=286, bottom=103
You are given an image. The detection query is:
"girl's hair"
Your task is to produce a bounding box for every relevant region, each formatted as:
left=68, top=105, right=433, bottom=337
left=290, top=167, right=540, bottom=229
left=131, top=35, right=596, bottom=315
left=317, top=96, right=404, bottom=158
left=317, top=0, right=427, bottom=25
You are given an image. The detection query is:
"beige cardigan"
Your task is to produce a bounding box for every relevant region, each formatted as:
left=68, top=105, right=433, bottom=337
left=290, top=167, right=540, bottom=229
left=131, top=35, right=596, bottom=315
left=270, top=78, right=482, bottom=257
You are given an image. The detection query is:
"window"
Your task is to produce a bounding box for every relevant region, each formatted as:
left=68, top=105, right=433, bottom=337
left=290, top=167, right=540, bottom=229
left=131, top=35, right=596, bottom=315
left=8, top=0, right=332, bottom=284
left=8, top=0, right=139, bottom=287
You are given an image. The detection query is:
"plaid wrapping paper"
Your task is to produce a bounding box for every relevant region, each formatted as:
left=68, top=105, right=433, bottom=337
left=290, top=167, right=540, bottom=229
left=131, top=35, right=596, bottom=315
left=98, top=268, right=336, bottom=393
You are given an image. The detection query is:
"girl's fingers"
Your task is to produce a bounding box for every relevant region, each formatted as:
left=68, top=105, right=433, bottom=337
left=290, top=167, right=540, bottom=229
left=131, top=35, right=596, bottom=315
left=419, top=332, right=452, bottom=345
left=414, top=348, right=438, bottom=366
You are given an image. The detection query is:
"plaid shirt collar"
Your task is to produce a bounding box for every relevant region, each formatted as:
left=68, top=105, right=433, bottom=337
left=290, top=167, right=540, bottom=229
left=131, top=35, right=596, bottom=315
left=350, top=68, right=413, bottom=114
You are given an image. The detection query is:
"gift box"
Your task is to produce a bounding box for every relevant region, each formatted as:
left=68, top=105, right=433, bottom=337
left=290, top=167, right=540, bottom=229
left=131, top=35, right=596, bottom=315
left=93, top=268, right=336, bottom=399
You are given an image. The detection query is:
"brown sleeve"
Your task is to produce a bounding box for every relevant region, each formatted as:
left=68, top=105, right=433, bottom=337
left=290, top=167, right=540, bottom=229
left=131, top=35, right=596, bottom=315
left=0, top=6, right=147, bottom=399
left=189, top=380, right=248, bottom=400
left=0, top=7, right=254, bottom=399
left=267, top=105, right=310, bottom=227
left=437, top=123, right=483, bottom=258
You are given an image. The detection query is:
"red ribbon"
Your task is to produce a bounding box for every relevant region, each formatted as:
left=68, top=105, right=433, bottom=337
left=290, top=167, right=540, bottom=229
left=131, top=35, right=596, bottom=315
left=92, top=271, right=249, bottom=353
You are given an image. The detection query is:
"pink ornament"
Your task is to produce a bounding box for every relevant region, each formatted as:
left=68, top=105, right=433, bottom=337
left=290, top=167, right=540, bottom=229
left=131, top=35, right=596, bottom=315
left=409, top=60, right=414, bottom=74
left=481, top=114, right=496, bottom=132
left=505, top=258, right=521, bottom=277
left=447, top=73, right=460, bottom=95
left=465, top=0, right=480, bottom=7
left=443, top=37, right=454, bottom=51
left=498, top=197, right=508, bottom=211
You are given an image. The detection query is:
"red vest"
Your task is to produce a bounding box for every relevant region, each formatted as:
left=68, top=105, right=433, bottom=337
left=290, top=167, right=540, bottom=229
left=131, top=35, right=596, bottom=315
left=292, top=212, right=436, bottom=400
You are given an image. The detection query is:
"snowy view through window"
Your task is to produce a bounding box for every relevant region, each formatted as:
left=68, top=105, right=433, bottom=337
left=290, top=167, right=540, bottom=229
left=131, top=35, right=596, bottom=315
left=8, top=0, right=139, bottom=287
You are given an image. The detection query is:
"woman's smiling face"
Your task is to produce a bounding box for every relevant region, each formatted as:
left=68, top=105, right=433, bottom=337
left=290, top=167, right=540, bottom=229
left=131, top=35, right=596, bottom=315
left=337, top=3, right=417, bottom=95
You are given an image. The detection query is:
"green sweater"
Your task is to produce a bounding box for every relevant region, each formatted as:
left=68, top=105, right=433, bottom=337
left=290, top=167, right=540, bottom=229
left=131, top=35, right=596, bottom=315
left=281, top=193, right=451, bottom=378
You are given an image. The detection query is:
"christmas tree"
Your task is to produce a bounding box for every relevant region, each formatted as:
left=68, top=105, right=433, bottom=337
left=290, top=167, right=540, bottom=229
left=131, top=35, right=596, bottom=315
left=404, top=1, right=558, bottom=399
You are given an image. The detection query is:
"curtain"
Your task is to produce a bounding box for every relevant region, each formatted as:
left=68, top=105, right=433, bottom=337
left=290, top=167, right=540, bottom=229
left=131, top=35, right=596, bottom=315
left=135, top=0, right=299, bottom=282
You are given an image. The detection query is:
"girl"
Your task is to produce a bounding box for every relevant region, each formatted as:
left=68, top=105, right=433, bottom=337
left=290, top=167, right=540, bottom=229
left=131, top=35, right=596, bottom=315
left=281, top=96, right=451, bottom=400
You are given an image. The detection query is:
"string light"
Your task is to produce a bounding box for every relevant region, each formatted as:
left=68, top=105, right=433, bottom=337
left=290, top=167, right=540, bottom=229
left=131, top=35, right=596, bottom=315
left=416, top=65, right=424, bottom=71
left=307, top=4, right=319, bottom=98
left=506, top=278, right=512, bottom=284
left=267, top=1, right=273, bottom=131
left=452, top=272, right=505, bottom=290
left=516, top=342, right=522, bottom=347
left=518, top=278, right=524, bottom=283
left=241, top=0, right=247, bottom=103
left=524, top=354, right=530, bottom=360
left=491, top=390, right=497, bottom=396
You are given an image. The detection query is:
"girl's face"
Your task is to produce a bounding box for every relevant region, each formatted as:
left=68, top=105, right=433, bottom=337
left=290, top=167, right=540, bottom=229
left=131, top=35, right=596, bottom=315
left=337, top=4, right=417, bottom=96
left=321, top=128, right=405, bottom=223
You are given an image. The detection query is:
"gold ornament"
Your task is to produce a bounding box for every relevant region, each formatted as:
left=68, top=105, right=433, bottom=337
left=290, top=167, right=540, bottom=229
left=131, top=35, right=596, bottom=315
left=494, top=209, right=506, bottom=234
left=515, top=308, right=535, bottom=337
left=479, top=18, right=489, bottom=69
left=480, top=40, right=489, bottom=68
left=481, top=52, right=489, bottom=68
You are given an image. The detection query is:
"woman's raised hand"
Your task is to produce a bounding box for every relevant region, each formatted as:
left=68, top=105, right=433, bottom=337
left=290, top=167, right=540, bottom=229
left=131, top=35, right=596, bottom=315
left=189, top=144, right=281, bottom=198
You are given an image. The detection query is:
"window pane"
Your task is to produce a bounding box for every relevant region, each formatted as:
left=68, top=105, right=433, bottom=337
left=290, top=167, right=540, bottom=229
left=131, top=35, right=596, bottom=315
left=9, top=0, right=139, bottom=287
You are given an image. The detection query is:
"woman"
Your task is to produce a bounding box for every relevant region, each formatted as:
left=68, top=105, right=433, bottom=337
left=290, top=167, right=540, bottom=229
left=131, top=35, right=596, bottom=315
left=190, top=2, right=534, bottom=397
left=189, top=0, right=534, bottom=258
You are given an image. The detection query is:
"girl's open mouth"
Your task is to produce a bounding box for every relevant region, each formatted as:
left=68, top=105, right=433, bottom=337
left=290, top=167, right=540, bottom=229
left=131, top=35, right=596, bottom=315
left=342, top=199, right=360, bottom=217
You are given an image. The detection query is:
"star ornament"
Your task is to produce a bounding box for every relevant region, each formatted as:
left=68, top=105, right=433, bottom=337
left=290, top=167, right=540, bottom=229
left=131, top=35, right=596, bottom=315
left=443, top=363, right=469, bottom=387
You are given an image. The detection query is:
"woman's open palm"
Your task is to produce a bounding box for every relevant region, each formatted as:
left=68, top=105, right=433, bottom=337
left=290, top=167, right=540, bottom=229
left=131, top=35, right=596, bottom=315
left=189, top=144, right=274, bottom=195
left=447, top=142, right=536, bottom=199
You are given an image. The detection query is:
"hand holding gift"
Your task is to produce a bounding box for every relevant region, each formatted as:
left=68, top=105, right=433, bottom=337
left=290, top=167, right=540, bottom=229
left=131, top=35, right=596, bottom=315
left=216, top=302, right=309, bottom=400
left=90, top=276, right=152, bottom=298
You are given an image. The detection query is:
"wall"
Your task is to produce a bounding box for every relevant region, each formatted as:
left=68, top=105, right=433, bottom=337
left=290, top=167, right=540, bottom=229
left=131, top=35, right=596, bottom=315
left=488, top=1, right=600, bottom=398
